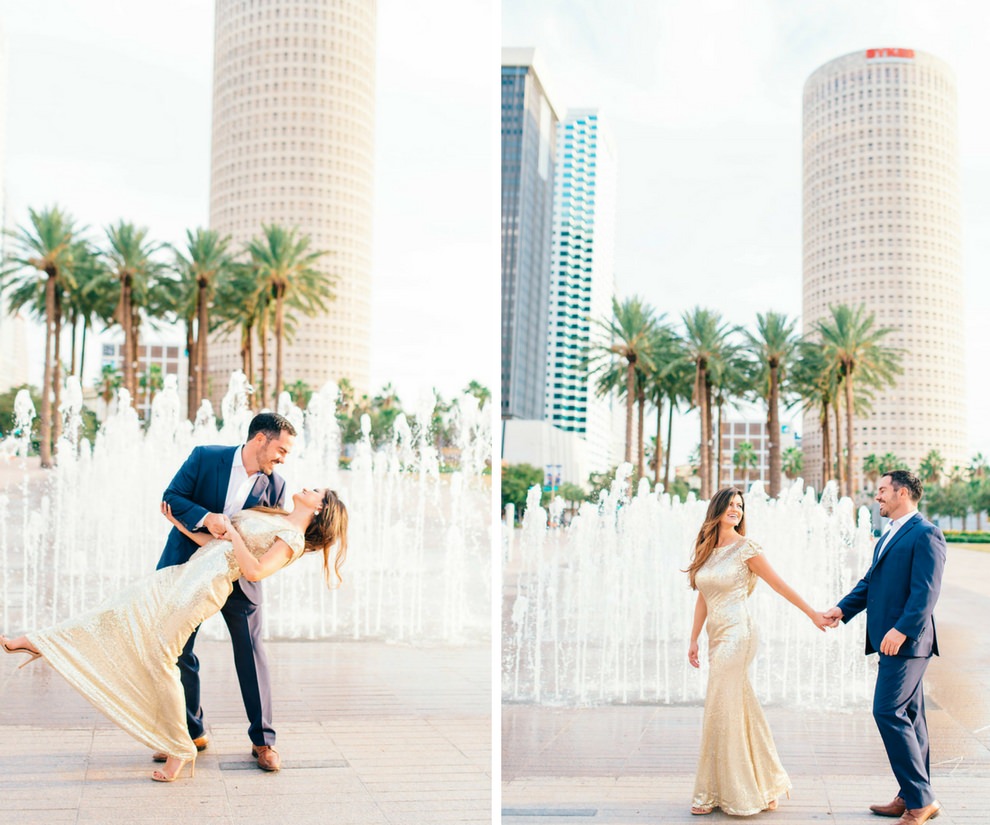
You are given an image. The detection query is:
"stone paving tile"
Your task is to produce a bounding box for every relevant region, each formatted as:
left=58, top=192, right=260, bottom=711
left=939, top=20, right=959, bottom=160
left=0, top=640, right=491, bottom=824
left=502, top=546, right=990, bottom=824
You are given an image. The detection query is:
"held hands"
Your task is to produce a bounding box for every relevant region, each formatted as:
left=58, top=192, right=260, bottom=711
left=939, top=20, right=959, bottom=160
left=203, top=512, right=227, bottom=538
left=822, top=606, right=843, bottom=628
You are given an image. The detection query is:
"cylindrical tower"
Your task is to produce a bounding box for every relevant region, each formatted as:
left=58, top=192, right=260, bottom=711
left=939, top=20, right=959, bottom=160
left=208, top=0, right=375, bottom=406
left=801, top=48, right=965, bottom=492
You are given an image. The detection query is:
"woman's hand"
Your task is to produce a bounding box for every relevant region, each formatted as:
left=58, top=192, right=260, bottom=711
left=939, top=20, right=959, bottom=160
left=810, top=611, right=831, bottom=632
left=688, top=639, right=700, bottom=669
left=161, top=502, right=181, bottom=528
left=221, top=514, right=240, bottom=541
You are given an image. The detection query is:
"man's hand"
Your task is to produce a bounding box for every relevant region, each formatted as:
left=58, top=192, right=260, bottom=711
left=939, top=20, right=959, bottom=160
left=879, top=628, right=907, bottom=656
left=203, top=512, right=227, bottom=538
left=822, top=606, right=843, bottom=628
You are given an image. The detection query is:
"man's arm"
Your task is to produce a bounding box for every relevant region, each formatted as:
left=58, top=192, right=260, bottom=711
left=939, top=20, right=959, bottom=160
left=894, top=526, right=946, bottom=640
left=835, top=566, right=873, bottom=623
left=162, top=447, right=211, bottom=532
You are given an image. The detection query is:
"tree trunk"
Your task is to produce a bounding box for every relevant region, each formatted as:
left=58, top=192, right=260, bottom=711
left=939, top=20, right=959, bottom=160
left=80, top=321, right=88, bottom=383
left=259, top=317, right=269, bottom=411
left=624, top=361, right=635, bottom=465
left=845, top=365, right=856, bottom=499
left=186, top=321, right=197, bottom=420
left=654, top=398, right=664, bottom=487
left=833, top=394, right=845, bottom=495
left=716, top=399, right=724, bottom=490
left=197, top=281, right=209, bottom=406
left=69, top=310, right=79, bottom=376
left=704, top=378, right=714, bottom=497
left=53, top=293, right=63, bottom=448
left=131, top=302, right=142, bottom=403
left=695, top=362, right=709, bottom=500
left=821, top=404, right=832, bottom=487
left=275, top=291, right=285, bottom=406
left=40, top=273, right=56, bottom=468
left=636, top=384, right=646, bottom=480
left=767, top=363, right=781, bottom=498
left=664, top=398, right=674, bottom=490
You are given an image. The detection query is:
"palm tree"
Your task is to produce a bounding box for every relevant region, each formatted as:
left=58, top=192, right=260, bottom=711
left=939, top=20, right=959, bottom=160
left=644, top=325, right=686, bottom=487
left=733, top=441, right=758, bottom=488
left=681, top=307, right=734, bottom=499
left=782, top=446, right=803, bottom=480
left=918, top=450, right=944, bottom=486
left=245, top=224, right=332, bottom=407
left=589, top=296, right=658, bottom=467
left=101, top=221, right=167, bottom=399
left=213, top=263, right=265, bottom=393
left=286, top=379, right=312, bottom=409
left=789, top=341, right=838, bottom=487
left=97, top=363, right=122, bottom=408
left=711, top=347, right=748, bottom=489
left=463, top=380, right=491, bottom=409
left=816, top=304, right=902, bottom=498
left=66, top=243, right=114, bottom=380
left=1, top=206, right=85, bottom=467
left=173, top=228, right=234, bottom=412
left=862, top=453, right=881, bottom=492
left=744, top=312, right=798, bottom=498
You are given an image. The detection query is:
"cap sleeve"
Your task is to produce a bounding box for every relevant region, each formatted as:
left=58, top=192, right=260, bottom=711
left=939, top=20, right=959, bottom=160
left=739, top=538, right=763, bottom=562
left=275, top=528, right=306, bottom=562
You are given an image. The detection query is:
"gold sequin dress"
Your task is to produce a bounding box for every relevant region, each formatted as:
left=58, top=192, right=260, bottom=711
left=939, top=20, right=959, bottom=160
left=691, top=537, right=791, bottom=816
left=27, top=511, right=305, bottom=761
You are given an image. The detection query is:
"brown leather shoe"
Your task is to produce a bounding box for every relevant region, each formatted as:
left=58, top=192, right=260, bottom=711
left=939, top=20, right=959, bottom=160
left=152, top=735, right=208, bottom=763
left=252, top=744, right=281, bottom=772
left=895, top=801, right=942, bottom=824
left=870, top=797, right=906, bottom=817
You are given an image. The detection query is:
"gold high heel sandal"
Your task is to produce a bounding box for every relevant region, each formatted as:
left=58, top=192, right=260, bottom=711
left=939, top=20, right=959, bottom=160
left=767, top=790, right=790, bottom=811
left=0, top=636, right=42, bottom=669
left=151, top=755, right=196, bottom=783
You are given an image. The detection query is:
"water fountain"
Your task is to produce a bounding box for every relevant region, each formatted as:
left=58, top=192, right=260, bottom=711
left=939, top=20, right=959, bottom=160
left=1, top=373, right=491, bottom=646
left=503, top=465, right=878, bottom=708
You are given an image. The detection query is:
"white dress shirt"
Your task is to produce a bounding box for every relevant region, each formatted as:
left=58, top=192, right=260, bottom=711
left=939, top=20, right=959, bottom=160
left=876, top=509, right=918, bottom=561
left=196, top=446, right=259, bottom=528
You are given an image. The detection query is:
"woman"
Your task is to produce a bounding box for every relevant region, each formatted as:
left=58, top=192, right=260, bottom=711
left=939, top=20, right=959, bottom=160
left=685, top=487, right=829, bottom=816
left=1, top=487, right=347, bottom=783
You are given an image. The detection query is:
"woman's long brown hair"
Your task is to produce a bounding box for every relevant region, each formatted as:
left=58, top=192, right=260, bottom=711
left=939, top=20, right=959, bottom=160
left=252, top=489, right=348, bottom=588
left=684, top=487, right=746, bottom=590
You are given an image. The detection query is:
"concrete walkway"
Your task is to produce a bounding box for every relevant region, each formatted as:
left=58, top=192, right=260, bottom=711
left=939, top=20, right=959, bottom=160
left=502, top=546, right=990, bottom=824
left=0, top=641, right=490, bottom=824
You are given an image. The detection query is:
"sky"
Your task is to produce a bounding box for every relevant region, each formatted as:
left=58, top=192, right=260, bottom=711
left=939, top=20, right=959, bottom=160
left=0, top=0, right=497, bottom=408
left=503, top=0, right=990, bottom=464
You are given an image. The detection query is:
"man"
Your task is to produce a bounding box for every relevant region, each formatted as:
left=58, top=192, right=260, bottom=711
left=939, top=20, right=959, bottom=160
left=156, top=412, right=296, bottom=772
left=824, top=470, right=946, bottom=825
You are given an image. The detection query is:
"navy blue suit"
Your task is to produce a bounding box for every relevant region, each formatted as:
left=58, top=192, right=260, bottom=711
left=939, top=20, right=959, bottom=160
left=157, top=445, right=286, bottom=747
left=837, top=512, right=946, bottom=810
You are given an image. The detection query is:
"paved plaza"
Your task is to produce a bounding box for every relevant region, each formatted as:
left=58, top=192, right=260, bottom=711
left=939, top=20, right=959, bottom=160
left=503, top=546, right=990, bottom=824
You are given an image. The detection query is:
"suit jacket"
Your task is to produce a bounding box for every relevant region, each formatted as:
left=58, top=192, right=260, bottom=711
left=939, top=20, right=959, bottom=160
left=837, top=512, right=946, bottom=658
left=156, top=444, right=287, bottom=604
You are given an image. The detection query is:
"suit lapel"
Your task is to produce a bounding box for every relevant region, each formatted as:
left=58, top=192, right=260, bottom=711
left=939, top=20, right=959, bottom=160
left=216, top=446, right=237, bottom=511
left=874, top=512, right=921, bottom=569
left=244, top=474, right=270, bottom=509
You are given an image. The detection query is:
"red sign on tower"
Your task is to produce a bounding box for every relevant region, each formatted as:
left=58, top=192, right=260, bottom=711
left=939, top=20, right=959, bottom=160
left=866, top=48, right=915, bottom=59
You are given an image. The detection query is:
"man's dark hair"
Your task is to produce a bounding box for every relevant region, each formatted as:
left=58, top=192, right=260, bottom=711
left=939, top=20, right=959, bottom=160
left=248, top=412, right=296, bottom=440
left=883, top=469, right=923, bottom=502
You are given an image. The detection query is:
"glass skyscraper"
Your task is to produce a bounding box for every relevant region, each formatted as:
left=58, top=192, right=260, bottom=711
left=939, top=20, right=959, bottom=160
left=501, top=48, right=558, bottom=421
left=545, top=109, right=618, bottom=473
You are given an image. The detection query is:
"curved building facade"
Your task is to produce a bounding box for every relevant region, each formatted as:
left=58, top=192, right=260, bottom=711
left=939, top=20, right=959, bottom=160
left=208, top=0, right=376, bottom=406
left=801, top=48, right=965, bottom=492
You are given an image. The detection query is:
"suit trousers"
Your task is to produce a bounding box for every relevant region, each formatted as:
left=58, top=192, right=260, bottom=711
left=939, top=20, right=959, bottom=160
left=177, top=585, right=275, bottom=747
left=872, top=654, right=932, bottom=810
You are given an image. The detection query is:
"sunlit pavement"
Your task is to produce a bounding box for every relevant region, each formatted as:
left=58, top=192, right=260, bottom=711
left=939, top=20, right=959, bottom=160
left=0, top=640, right=491, bottom=824
left=502, top=545, right=990, bottom=824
